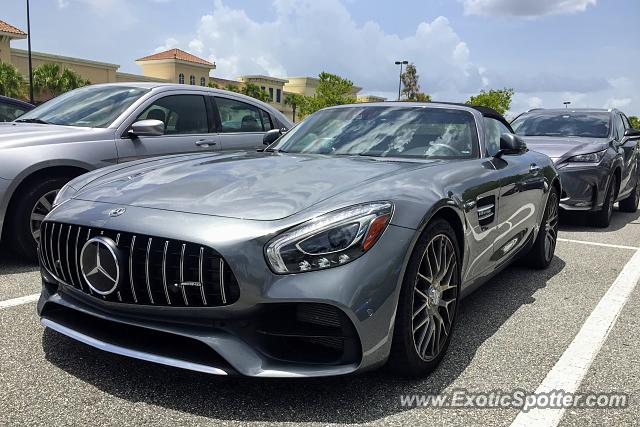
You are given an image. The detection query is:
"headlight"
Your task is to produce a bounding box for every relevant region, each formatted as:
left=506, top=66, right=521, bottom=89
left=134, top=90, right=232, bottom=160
left=265, top=202, right=393, bottom=274
left=52, top=182, right=78, bottom=208
left=567, top=149, right=606, bottom=163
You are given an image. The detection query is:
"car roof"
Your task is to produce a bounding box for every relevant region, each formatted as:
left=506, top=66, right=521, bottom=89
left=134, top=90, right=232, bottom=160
left=524, top=108, right=613, bottom=114
left=0, top=95, right=34, bottom=109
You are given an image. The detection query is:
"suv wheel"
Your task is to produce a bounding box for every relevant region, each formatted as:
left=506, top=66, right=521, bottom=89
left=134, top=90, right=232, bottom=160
left=619, top=177, right=640, bottom=213
left=591, top=177, right=615, bottom=228
left=9, top=176, right=70, bottom=260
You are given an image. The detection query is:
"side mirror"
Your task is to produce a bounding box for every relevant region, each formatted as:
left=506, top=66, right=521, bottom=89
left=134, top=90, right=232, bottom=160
left=263, top=128, right=282, bottom=145
left=624, top=128, right=640, bottom=139
left=128, top=119, right=164, bottom=137
left=496, top=133, right=527, bottom=157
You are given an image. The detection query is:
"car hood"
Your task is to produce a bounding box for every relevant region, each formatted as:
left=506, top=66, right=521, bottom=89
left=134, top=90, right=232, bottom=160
left=521, top=136, right=610, bottom=163
left=0, top=122, right=109, bottom=149
left=72, top=152, right=437, bottom=220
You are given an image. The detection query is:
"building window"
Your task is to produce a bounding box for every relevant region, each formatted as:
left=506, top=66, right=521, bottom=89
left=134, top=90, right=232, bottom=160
left=269, top=87, right=274, bottom=101
left=276, top=88, right=281, bottom=103
left=189, top=75, right=196, bottom=85
left=200, top=77, right=206, bottom=86
left=178, top=73, right=184, bottom=84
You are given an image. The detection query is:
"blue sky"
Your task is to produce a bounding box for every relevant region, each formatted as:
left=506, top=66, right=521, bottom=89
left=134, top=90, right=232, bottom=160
left=4, top=0, right=639, bottom=116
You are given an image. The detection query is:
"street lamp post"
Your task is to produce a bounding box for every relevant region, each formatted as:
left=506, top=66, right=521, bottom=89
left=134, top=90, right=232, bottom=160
left=394, top=60, right=408, bottom=101
left=563, top=101, right=571, bottom=109
left=26, top=0, right=34, bottom=104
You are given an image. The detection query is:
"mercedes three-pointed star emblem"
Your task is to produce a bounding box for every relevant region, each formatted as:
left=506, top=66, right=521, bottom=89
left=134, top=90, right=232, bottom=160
left=80, top=236, right=120, bottom=295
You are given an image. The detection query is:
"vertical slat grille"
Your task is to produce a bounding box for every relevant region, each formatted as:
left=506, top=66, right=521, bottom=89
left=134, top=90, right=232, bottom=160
left=39, top=221, right=240, bottom=307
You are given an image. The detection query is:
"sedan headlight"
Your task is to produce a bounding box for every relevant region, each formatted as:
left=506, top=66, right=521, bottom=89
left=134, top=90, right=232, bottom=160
left=567, top=149, right=606, bottom=163
left=265, top=202, right=393, bottom=274
left=52, top=182, right=78, bottom=208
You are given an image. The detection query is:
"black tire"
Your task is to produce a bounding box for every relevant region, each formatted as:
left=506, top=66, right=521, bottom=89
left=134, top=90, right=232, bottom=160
left=387, top=218, right=461, bottom=377
left=527, top=188, right=559, bottom=269
left=591, top=177, right=615, bottom=228
left=619, top=177, right=639, bottom=213
left=8, top=176, right=71, bottom=260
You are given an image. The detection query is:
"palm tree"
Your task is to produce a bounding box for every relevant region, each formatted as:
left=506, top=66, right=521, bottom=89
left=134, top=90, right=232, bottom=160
left=0, top=62, right=26, bottom=99
left=34, top=63, right=89, bottom=100
left=284, top=92, right=306, bottom=123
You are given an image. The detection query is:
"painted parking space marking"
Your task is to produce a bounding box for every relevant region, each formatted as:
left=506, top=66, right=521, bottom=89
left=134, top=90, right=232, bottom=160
left=510, top=248, right=640, bottom=427
left=557, top=238, right=639, bottom=251
left=0, top=293, right=39, bottom=309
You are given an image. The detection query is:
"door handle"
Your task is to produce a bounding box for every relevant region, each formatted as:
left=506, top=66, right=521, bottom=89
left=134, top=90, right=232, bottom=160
left=529, top=163, right=540, bottom=175
left=196, top=139, right=216, bottom=147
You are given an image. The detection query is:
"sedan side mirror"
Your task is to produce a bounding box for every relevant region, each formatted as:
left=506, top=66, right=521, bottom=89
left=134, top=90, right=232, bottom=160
left=128, top=119, right=164, bottom=137
left=624, top=128, right=640, bottom=139
left=496, top=133, right=527, bottom=157
left=263, top=128, right=282, bottom=145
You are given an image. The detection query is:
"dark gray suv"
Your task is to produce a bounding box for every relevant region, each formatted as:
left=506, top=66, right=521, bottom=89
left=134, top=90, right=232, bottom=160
left=0, top=83, right=292, bottom=258
left=512, top=108, right=640, bottom=227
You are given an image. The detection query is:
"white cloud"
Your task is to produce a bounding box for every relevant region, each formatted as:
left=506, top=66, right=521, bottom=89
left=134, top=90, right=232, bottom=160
left=154, top=37, right=179, bottom=52
left=528, top=96, right=543, bottom=109
left=181, top=0, right=484, bottom=93
left=462, top=0, right=596, bottom=16
left=604, top=98, right=631, bottom=109
left=57, top=0, right=69, bottom=8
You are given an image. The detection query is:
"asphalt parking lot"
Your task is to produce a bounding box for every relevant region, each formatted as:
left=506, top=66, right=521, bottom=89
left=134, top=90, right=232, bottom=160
left=1, top=208, right=639, bottom=426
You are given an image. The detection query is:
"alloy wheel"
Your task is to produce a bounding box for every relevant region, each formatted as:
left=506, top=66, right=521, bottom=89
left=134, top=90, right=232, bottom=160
left=30, top=190, right=58, bottom=242
left=412, top=234, right=458, bottom=362
left=544, top=191, right=559, bottom=262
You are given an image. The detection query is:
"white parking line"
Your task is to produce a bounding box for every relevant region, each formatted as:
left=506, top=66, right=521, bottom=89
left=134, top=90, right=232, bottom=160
left=557, top=237, right=639, bottom=251
left=0, top=293, right=40, bottom=309
left=510, top=248, right=640, bottom=427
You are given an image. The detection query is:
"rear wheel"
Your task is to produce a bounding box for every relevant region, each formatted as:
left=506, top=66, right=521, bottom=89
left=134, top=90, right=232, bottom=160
left=527, top=188, right=559, bottom=269
left=388, top=218, right=460, bottom=377
left=591, top=177, right=615, bottom=228
left=8, top=176, right=71, bottom=260
left=619, top=177, right=640, bottom=213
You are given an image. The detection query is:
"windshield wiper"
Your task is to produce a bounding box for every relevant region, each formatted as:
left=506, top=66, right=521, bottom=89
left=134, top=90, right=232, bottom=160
left=15, top=118, right=51, bottom=124
left=264, top=148, right=287, bottom=153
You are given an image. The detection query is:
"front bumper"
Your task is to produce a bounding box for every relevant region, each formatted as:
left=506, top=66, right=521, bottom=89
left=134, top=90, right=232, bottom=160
left=555, top=163, right=610, bottom=211
left=37, top=200, right=415, bottom=377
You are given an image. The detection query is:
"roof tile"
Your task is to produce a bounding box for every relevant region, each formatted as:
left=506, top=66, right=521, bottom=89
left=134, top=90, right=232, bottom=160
left=136, top=48, right=214, bottom=67
left=0, top=20, right=27, bottom=37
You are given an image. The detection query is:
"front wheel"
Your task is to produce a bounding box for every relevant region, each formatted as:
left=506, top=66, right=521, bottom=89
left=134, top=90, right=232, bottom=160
left=591, top=177, right=615, bottom=228
left=527, top=187, right=559, bottom=269
left=8, top=176, right=70, bottom=260
left=388, top=218, right=460, bottom=377
left=619, top=178, right=639, bottom=213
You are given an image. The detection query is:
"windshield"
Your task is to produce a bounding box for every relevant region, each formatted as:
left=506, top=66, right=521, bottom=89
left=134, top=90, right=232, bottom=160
left=272, top=106, right=478, bottom=159
left=16, top=86, right=149, bottom=128
left=512, top=112, right=610, bottom=138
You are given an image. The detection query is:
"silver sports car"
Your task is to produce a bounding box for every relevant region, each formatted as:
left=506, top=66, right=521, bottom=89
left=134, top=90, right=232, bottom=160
left=37, top=103, right=560, bottom=377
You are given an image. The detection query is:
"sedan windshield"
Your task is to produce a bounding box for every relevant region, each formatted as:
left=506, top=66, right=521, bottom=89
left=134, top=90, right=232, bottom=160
left=272, top=106, right=478, bottom=159
left=16, top=86, right=149, bottom=128
left=512, top=112, right=610, bottom=138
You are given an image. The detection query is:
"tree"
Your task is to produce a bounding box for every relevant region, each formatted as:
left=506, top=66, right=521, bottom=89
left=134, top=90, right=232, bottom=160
left=284, top=92, right=306, bottom=122
left=207, top=81, right=219, bottom=89
left=466, top=88, right=514, bottom=116
left=241, top=82, right=270, bottom=102
left=0, top=62, right=26, bottom=99
left=301, top=72, right=356, bottom=115
left=629, top=116, right=640, bottom=129
left=400, top=63, right=420, bottom=101
left=33, top=63, right=89, bottom=100
left=415, top=92, right=432, bottom=102
left=223, top=83, right=241, bottom=93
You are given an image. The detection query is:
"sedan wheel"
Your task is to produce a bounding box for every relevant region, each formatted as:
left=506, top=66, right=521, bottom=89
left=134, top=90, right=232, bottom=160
left=30, top=190, right=58, bottom=241
left=412, top=234, right=458, bottom=362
